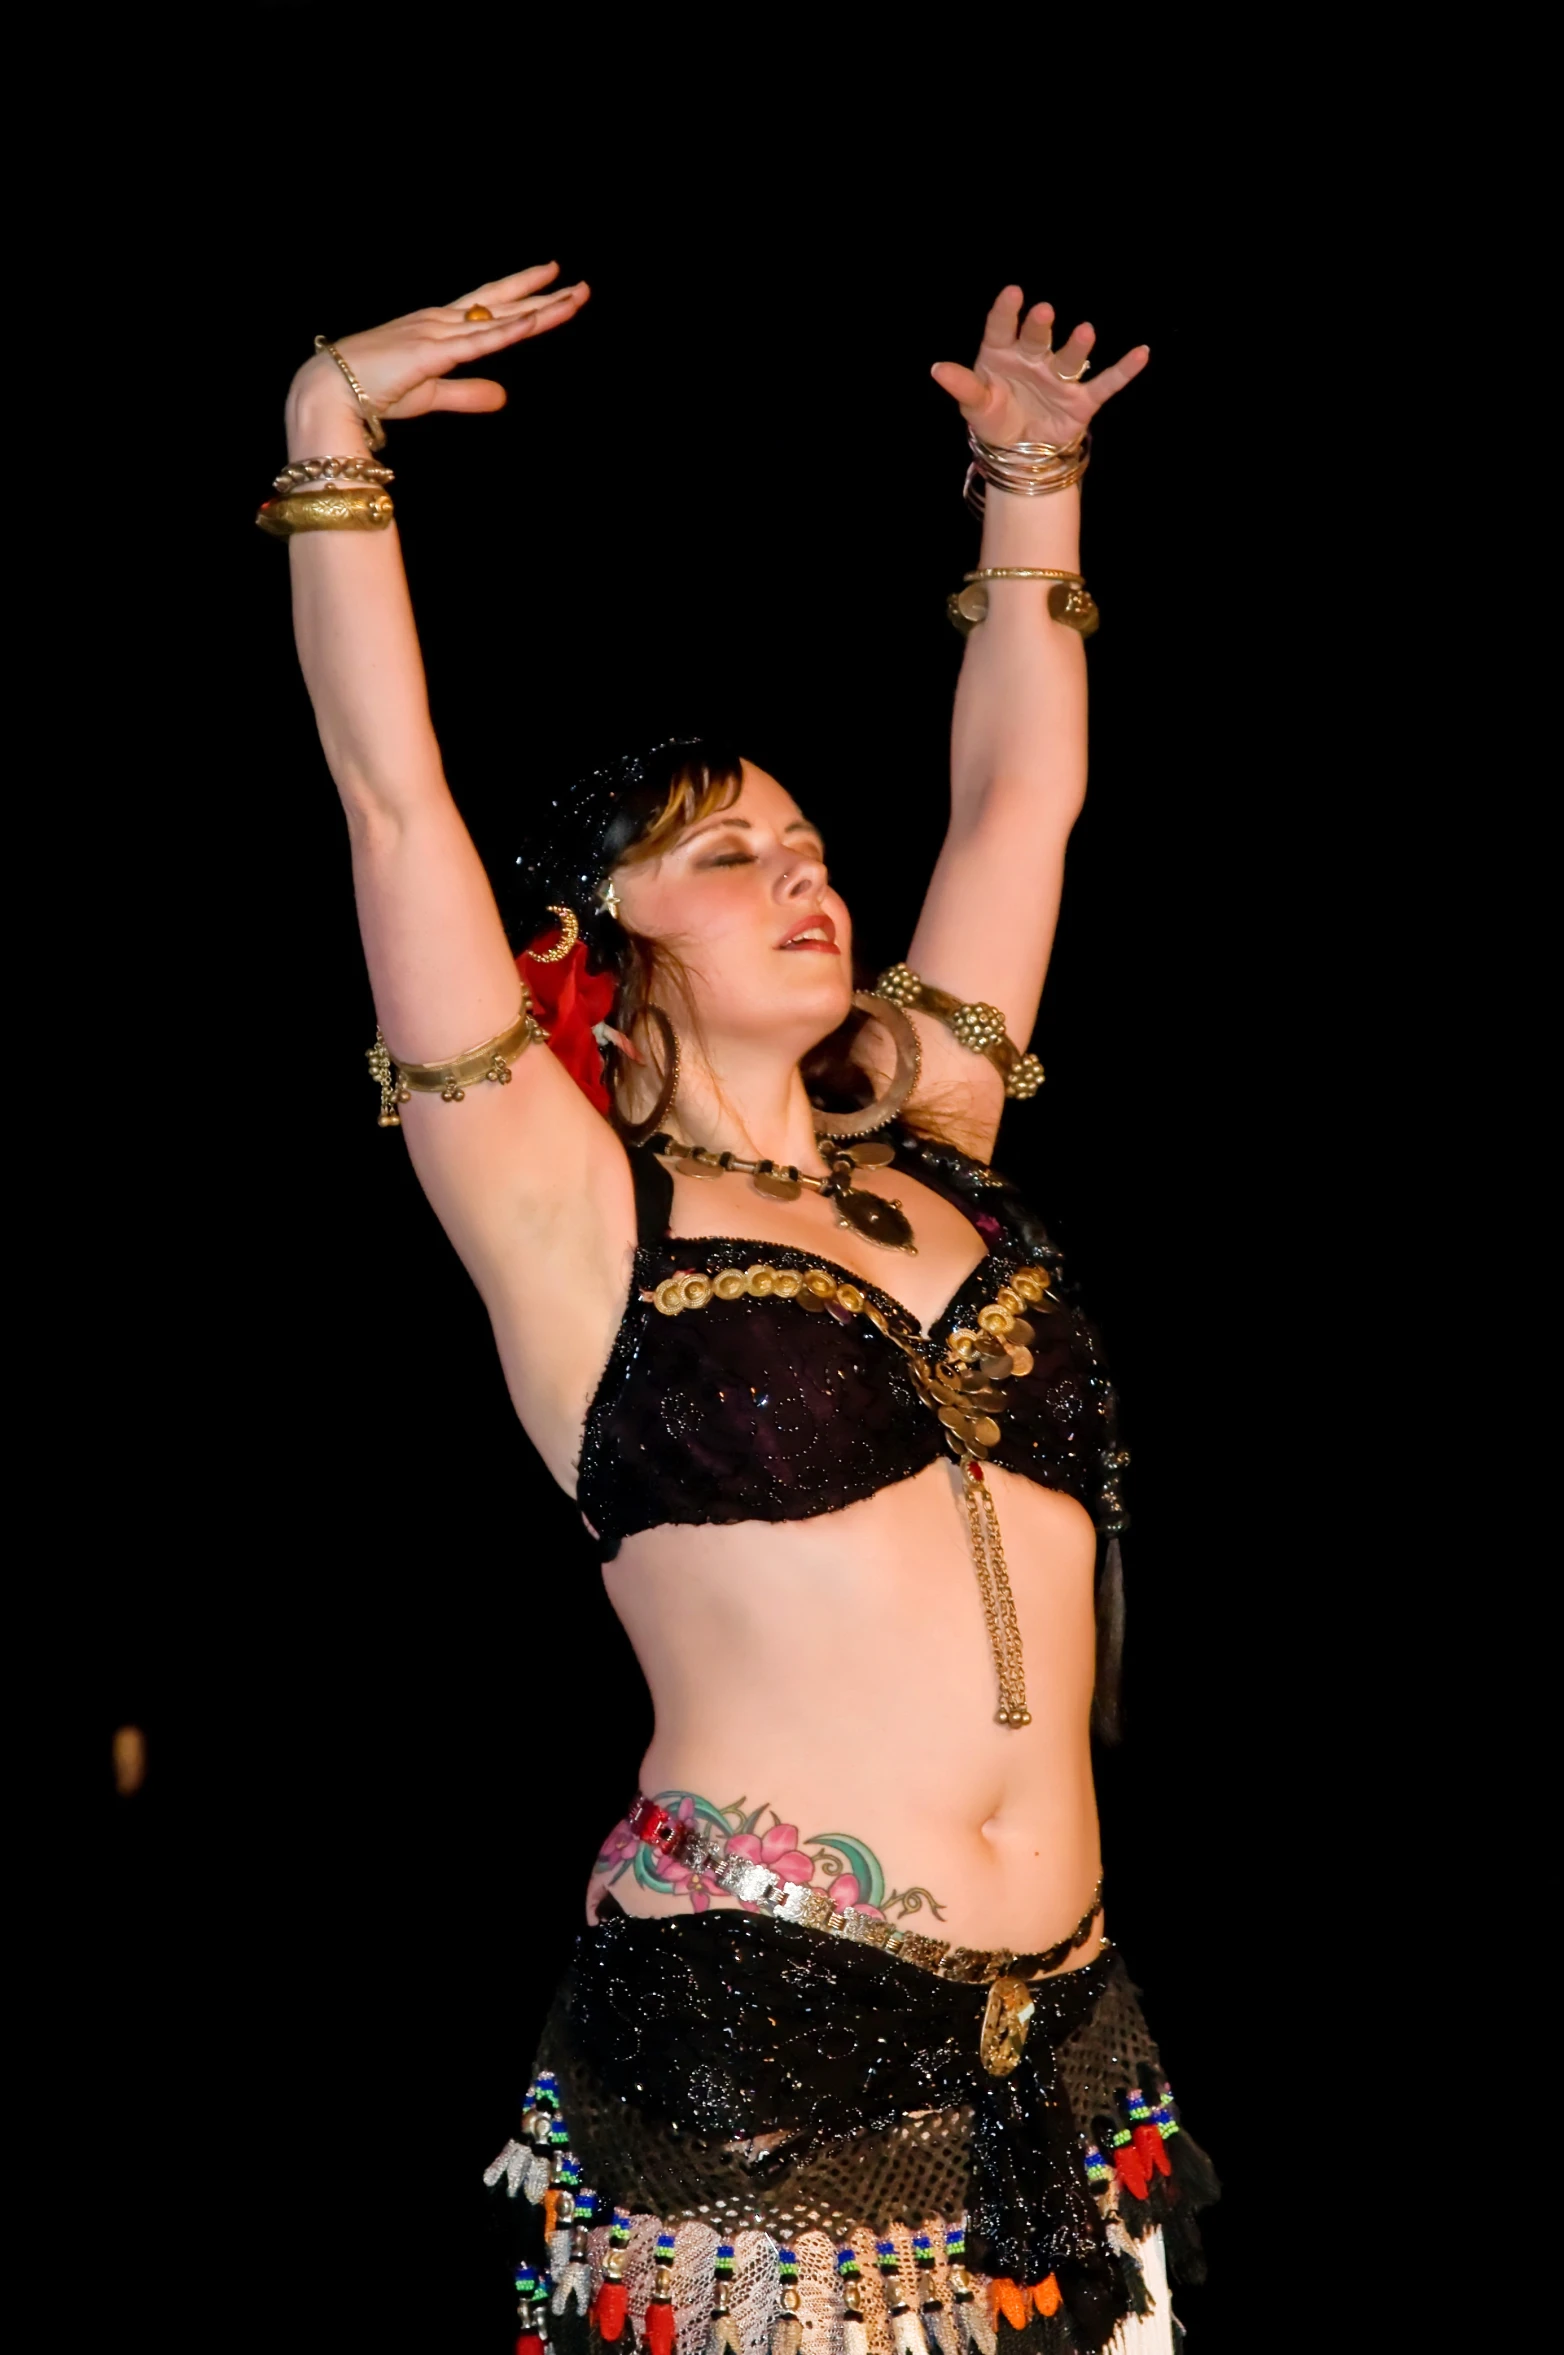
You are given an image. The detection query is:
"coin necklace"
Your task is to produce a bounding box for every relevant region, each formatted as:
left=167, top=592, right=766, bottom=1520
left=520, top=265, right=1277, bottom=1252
left=649, top=1131, right=917, bottom=1254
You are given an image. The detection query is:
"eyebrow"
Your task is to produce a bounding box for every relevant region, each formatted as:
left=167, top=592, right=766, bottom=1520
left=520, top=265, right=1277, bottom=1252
left=680, top=815, right=825, bottom=848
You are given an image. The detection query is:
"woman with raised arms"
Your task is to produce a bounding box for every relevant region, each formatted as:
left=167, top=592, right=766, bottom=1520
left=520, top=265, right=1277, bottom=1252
left=269, top=260, right=1215, bottom=2355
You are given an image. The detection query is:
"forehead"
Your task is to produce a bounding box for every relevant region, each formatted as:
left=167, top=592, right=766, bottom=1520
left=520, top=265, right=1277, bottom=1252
left=727, top=762, right=809, bottom=829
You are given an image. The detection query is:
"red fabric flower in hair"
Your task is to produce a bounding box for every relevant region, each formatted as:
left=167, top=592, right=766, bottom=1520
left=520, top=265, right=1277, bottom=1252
left=517, top=925, right=617, bottom=1114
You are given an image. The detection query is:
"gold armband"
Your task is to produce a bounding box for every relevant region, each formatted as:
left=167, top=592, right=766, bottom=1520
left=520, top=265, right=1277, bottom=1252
left=876, top=965, right=1044, bottom=1100
left=256, top=487, right=395, bottom=538
left=365, top=995, right=546, bottom=1127
left=947, top=569, right=1099, bottom=639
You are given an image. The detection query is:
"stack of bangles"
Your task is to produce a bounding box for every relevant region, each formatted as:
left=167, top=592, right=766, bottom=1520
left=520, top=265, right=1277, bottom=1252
left=953, top=420, right=1098, bottom=636
left=254, top=333, right=1101, bottom=631
left=256, top=335, right=399, bottom=537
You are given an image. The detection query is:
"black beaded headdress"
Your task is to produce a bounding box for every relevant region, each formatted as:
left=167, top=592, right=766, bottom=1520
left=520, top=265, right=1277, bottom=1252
left=511, top=735, right=737, bottom=971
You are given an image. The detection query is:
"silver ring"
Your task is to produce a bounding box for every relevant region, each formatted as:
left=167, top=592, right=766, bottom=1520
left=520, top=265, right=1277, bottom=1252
left=1054, top=359, right=1091, bottom=383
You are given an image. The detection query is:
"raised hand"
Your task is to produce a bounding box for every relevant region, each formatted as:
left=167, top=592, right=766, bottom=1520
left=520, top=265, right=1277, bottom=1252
left=291, top=262, right=590, bottom=425
left=932, top=287, right=1148, bottom=448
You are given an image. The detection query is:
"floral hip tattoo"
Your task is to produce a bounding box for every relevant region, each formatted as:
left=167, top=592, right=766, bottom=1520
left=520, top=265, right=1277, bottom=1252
left=589, top=1791, right=947, bottom=1922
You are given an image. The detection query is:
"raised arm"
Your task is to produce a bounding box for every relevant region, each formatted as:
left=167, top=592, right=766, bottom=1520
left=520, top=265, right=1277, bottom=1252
left=896, top=290, right=1148, bottom=1155
left=279, top=266, right=637, bottom=1478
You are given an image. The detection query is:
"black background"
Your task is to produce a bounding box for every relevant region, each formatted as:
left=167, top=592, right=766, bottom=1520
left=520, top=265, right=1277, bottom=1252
left=77, top=36, right=1392, bottom=2355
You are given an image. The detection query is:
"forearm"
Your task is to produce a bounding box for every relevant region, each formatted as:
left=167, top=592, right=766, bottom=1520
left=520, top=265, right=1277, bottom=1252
left=284, top=360, right=445, bottom=824
left=949, top=484, right=1087, bottom=832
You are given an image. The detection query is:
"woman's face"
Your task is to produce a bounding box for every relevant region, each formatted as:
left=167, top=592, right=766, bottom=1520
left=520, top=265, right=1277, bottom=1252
left=613, top=762, right=853, bottom=1053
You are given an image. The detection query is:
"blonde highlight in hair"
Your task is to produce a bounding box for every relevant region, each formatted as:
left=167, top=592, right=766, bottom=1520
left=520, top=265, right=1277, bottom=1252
left=616, top=754, right=743, bottom=870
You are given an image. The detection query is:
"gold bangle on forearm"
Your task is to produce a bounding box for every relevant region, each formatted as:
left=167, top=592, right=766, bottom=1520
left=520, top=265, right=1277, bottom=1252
left=365, top=996, right=546, bottom=1127
left=256, top=487, right=396, bottom=538
left=947, top=568, right=1098, bottom=639
left=876, top=964, right=1045, bottom=1099
left=312, top=335, right=387, bottom=450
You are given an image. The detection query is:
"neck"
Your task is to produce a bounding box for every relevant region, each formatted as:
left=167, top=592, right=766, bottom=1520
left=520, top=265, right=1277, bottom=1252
left=669, top=1042, right=829, bottom=1175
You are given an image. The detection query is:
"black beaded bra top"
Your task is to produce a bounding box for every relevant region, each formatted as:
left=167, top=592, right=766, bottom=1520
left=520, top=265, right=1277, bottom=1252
left=577, top=1129, right=1128, bottom=1566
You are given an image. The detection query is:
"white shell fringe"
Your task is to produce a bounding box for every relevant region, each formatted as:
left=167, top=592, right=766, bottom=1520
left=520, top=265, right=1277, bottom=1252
left=482, top=2138, right=528, bottom=2198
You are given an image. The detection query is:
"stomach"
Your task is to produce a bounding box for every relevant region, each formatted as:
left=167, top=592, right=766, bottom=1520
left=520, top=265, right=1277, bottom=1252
left=595, top=1458, right=1104, bottom=1959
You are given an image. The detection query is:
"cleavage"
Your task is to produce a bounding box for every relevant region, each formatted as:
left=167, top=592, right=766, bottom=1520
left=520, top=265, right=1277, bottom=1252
left=663, top=1163, right=989, bottom=1335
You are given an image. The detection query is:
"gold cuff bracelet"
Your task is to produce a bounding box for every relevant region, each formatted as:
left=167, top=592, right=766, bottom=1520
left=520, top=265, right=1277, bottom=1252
left=256, top=487, right=396, bottom=538
left=948, top=569, right=1099, bottom=639
left=875, top=964, right=1045, bottom=1100
left=366, top=996, right=546, bottom=1127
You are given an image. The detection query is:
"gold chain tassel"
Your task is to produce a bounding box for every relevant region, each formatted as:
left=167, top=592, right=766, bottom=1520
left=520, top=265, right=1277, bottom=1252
left=960, top=1461, right=1031, bottom=1726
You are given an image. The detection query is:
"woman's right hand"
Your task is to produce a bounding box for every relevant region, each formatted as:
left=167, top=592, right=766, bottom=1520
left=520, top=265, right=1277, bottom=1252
left=288, top=261, right=590, bottom=428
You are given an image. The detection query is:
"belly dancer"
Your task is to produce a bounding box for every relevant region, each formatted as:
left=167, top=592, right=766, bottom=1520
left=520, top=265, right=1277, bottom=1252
left=266, top=262, right=1216, bottom=2354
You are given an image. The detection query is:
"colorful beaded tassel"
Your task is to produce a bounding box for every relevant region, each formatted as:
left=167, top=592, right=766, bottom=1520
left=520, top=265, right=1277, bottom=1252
left=552, top=2187, right=596, bottom=2318
left=771, top=2245, right=804, bottom=2355
left=645, top=2228, right=678, bottom=2355
left=878, top=2239, right=929, bottom=2355
left=707, top=2242, right=743, bottom=2355
left=835, top=2244, right=868, bottom=2355
left=944, top=2228, right=995, bottom=2355
left=516, top=2263, right=550, bottom=2355
left=590, top=2208, right=632, bottom=2343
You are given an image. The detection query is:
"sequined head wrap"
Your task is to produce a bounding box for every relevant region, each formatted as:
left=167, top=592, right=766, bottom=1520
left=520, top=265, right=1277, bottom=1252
left=511, top=736, right=728, bottom=970
left=510, top=736, right=742, bottom=1116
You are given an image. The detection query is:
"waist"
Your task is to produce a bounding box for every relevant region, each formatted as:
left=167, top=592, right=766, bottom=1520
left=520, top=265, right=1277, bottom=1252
left=589, top=1759, right=1103, bottom=1960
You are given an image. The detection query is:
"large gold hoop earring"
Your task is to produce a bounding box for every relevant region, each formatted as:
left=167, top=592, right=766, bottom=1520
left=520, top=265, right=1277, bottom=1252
left=811, top=992, right=923, bottom=1138
left=616, top=1005, right=681, bottom=1147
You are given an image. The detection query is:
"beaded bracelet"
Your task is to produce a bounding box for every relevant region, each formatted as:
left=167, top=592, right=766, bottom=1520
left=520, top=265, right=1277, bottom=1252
left=875, top=964, right=1044, bottom=1099
left=273, top=454, right=395, bottom=492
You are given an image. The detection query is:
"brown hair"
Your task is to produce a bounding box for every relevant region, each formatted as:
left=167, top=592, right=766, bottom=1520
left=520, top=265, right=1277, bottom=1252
left=602, top=743, right=955, bottom=1144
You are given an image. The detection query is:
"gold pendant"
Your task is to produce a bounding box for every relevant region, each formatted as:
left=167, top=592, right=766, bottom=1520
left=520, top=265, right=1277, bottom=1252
left=979, top=1975, right=1035, bottom=2076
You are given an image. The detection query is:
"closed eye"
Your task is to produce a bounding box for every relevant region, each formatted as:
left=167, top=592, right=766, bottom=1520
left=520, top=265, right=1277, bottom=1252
left=701, top=851, right=757, bottom=868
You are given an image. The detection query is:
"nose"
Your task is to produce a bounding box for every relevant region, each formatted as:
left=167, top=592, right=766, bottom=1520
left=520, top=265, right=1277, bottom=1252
left=776, top=848, right=827, bottom=901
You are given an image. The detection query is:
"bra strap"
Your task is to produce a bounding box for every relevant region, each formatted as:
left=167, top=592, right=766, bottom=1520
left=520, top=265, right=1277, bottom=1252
left=628, top=1139, right=675, bottom=1244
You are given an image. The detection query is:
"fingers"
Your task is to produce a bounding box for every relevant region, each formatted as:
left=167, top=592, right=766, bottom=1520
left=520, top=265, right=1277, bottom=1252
left=930, top=359, right=988, bottom=409
left=1015, top=302, right=1058, bottom=357
left=429, top=378, right=509, bottom=412
left=1050, top=320, right=1096, bottom=376
left=452, top=260, right=562, bottom=308
left=433, top=282, right=587, bottom=335
left=1084, top=343, right=1151, bottom=405
left=980, top=285, right=1024, bottom=350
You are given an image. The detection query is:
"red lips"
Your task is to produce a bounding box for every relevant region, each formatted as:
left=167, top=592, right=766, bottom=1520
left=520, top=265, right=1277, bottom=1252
left=776, top=911, right=839, bottom=952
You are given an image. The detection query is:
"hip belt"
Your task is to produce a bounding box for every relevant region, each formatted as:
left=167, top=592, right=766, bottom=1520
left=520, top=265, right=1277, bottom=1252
left=627, top=1794, right=1104, bottom=1998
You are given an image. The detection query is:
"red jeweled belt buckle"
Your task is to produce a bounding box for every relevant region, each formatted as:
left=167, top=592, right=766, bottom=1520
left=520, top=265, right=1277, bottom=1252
left=628, top=1795, right=680, bottom=1854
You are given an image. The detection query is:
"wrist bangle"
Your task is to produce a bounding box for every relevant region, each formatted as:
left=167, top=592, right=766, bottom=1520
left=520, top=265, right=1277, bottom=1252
left=875, top=965, right=1045, bottom=1099
left=963, top=428, right=1090, bottom=518
left=273, top=455, right=395, bottom=492
left=311, top=335, right=388, bottom=451
left=947, top=569, right=1098, bottom=639
left=255, top=487, right=395, bottom=538
left=366, top=995, right=546, bottom=1127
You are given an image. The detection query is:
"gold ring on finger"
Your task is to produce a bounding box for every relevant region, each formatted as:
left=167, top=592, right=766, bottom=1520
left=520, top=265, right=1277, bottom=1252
left=1055, top=358, right=1091, bottom=382
left=465, top=304, right=494, bottom=323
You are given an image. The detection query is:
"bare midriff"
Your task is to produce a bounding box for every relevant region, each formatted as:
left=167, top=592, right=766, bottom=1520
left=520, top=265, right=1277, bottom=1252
left=596, top=1457, right=1104, bottom=1966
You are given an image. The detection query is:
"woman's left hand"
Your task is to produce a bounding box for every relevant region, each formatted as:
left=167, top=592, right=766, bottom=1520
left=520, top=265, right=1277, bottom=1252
left=932, top=286, right=1149, bottom=447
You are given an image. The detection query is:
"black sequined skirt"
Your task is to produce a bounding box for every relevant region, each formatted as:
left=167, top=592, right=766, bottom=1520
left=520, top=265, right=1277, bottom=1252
left=485, top=1903, right=1216, bottom=2355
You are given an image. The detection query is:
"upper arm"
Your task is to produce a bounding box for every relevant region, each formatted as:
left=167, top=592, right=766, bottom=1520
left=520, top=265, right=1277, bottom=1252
left=351, top=797, right=638, bottom=1470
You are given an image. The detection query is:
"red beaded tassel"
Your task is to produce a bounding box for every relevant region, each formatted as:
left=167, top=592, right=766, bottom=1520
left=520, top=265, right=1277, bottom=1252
left=1125, top=2085, right=1174, bottom=2185
left=591, top=2210, right=633, bottom=2344
left=644, top=2229, right=678, bottom=2355
left=515, top=2264, right=549, bottom=2355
